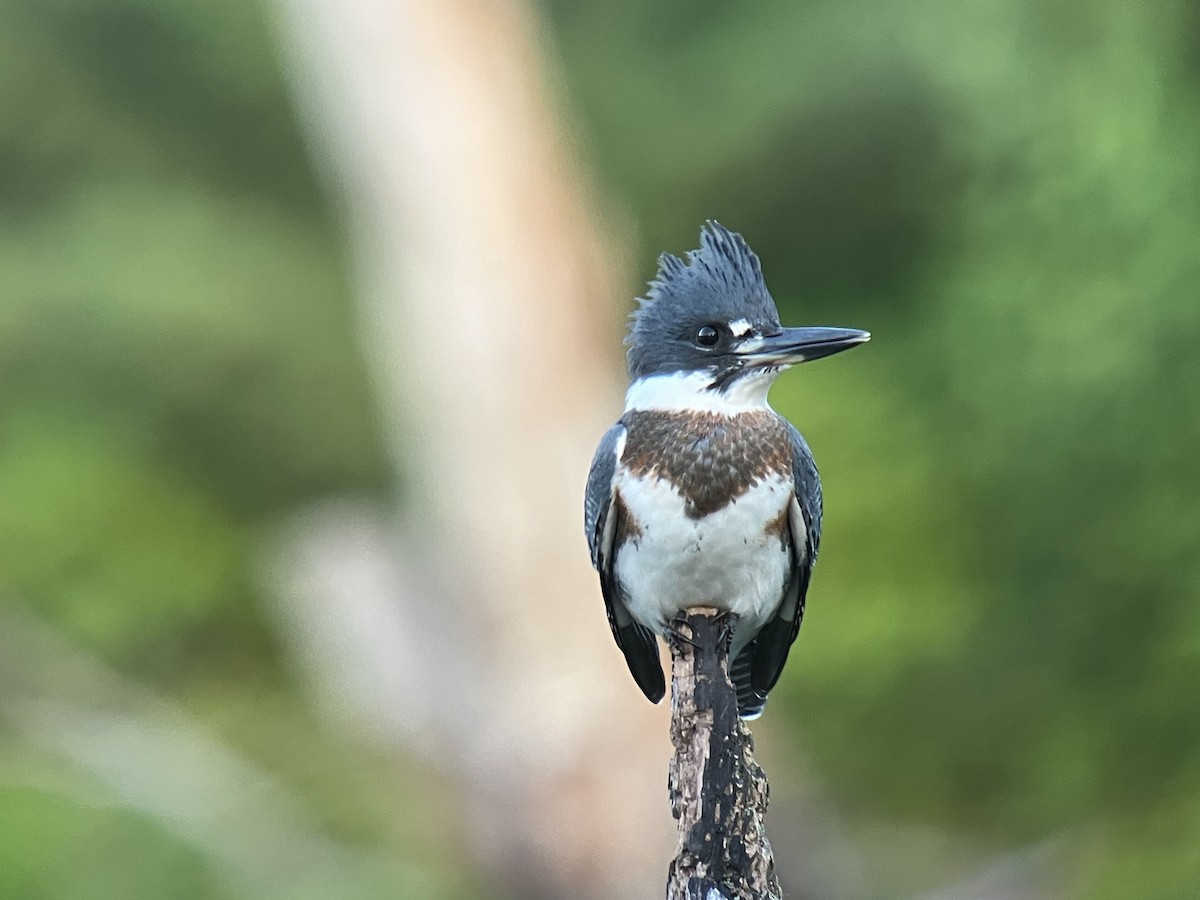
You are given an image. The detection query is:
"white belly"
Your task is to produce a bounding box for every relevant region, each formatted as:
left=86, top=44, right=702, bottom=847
left=613, top=469, right=792, bottom=655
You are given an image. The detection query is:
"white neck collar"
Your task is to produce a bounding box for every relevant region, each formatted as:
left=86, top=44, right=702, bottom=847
left=623, top=369, right=782, bottom=415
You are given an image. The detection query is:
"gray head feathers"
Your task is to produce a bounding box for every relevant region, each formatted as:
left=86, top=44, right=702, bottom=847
left=626, top=221, right=782, bottom=380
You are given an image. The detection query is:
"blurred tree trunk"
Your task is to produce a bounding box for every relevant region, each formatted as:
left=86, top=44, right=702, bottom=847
left=269, top=0, right=670, bottom=897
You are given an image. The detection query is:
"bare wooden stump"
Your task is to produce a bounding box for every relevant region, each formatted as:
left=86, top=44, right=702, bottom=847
left=667, top=608, right=782, bottom=900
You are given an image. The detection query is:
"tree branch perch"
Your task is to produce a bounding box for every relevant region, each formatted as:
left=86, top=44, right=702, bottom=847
left=667, top=608, right=782, bottom=900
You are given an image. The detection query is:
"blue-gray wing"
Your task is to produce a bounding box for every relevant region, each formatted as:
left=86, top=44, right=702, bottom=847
left=789, top=424, right=824, bottom=570
left=584, top=422, right=666, bottom=703
left=744, top=422, right=823, bottom=707
left=584, top=425, right=622, bottom=568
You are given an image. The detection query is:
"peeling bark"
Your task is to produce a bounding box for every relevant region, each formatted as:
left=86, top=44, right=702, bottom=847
left=667, top=609, right=781, bottom=900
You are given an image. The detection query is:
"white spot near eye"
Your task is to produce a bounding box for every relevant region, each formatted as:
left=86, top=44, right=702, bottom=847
left=729, top=318, right=753, bottom=337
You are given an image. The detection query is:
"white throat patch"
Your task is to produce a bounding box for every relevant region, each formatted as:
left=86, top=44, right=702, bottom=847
left=623, top=369, right=783, bottom=415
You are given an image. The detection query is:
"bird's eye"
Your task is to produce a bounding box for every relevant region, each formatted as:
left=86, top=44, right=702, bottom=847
left=696, top=324, right=721, bottom=346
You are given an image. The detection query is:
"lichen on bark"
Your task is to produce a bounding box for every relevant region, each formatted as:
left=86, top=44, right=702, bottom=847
left=666, top=608, right=782, bottom=900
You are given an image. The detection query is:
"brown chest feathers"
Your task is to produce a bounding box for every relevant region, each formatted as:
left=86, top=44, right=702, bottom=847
left=620, top=410, right=793, bottom=518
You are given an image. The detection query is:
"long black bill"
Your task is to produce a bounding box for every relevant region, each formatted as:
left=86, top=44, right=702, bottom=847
left=741, top=326, right=871, bottom=365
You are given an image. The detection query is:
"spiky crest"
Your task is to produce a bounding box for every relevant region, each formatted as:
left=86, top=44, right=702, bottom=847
left=626, top=221, right=780, bottom=380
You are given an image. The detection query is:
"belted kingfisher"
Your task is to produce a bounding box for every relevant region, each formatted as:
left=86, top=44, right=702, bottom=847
left=584, top=222, right=869, bottom=717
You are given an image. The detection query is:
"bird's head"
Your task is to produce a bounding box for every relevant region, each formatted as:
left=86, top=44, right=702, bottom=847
left=625, top=221, right=869, bottom=411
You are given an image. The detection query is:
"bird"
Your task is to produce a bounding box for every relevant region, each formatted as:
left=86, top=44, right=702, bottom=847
left=584, top=221, right=869, bottom=718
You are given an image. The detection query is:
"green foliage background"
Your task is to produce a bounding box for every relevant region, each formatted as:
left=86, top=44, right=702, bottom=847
left=2, top=0, right=1198, bottom=896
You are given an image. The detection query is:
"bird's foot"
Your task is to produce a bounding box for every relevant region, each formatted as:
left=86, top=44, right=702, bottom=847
left=665, top=610, right=739, bottom=651
left=714, top=610, right=738, bottom=649
left=664, top=619, right=700, bottom=650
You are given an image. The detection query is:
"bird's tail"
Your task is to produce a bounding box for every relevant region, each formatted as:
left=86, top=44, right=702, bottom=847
left=730, top=647, right=767, bottom=720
